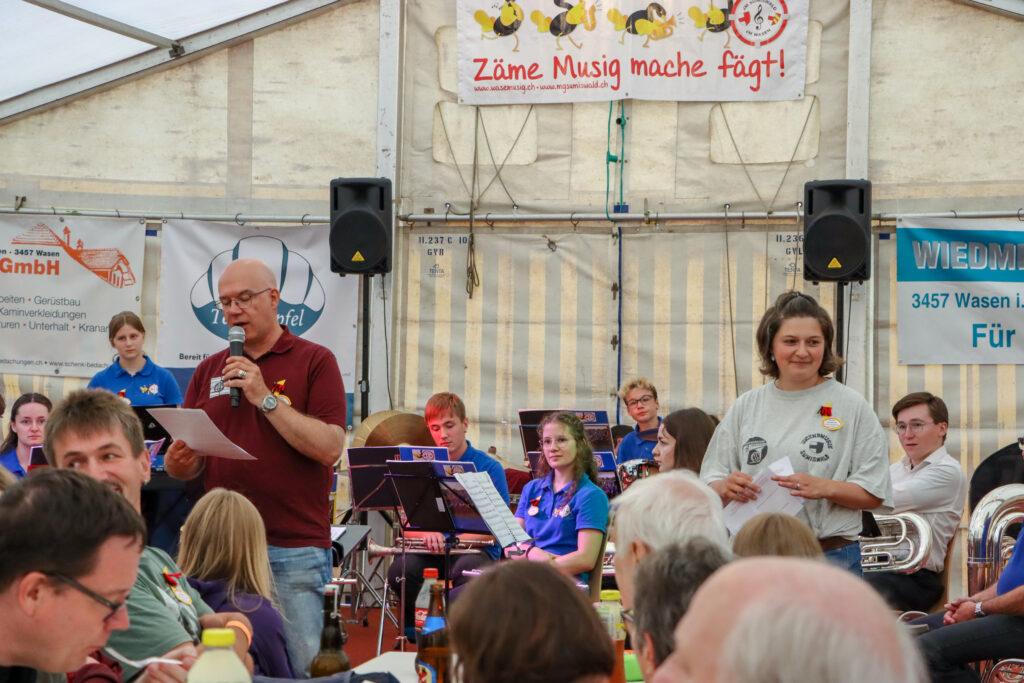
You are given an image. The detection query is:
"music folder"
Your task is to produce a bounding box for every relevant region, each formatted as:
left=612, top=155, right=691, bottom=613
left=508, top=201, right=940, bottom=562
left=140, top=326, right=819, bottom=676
left=386, top=459, right=486, bottom=535
left=453, top=471, right=532, bottom=549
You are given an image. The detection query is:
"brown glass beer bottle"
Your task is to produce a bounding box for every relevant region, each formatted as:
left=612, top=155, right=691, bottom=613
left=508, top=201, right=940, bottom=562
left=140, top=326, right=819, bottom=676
left=310, top=583, right=351, bottom=676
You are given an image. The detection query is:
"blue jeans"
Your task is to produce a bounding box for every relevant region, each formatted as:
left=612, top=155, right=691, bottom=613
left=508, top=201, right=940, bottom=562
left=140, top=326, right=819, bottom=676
left=824, top=540, right=862, bottom=577
left=268, top=545, right=332, bottom=678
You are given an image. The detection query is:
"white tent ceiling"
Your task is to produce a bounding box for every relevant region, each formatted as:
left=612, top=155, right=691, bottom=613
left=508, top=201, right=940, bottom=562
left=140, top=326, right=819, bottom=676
left=0, top=0, right=343, bottom=118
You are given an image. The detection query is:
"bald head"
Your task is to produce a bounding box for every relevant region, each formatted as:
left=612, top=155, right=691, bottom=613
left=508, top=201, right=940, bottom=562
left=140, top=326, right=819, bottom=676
left=217, top=258, right=282, bottom=350
left=652, top=557, right=926, bottom=683
left=220, top=258, right=277, bottom=290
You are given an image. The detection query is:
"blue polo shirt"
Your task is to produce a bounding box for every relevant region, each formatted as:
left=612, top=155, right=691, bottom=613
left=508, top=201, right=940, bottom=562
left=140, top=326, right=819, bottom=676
left=88, top=356, right=183, bottom=406
left=998, top=535, right=1024, bottom=595
left=0, top=447, right=26, bottom=479
left=457, top=441, right=509, bottom=560
left=515, top=474, right=609, bottom=561
left=615, top=418, right=660, bottom=464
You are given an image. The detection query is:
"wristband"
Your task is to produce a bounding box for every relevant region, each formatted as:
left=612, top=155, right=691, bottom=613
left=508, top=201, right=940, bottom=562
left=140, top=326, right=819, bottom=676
left=225, top=619, right=253, bottom=648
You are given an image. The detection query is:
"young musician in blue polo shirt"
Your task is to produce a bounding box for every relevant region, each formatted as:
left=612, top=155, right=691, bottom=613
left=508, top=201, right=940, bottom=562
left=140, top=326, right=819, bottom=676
left=509, top=411, right=609, bottom=584
left=386, top=392, right=509, bottom=640
left=616, top=377, right=661, bottom=465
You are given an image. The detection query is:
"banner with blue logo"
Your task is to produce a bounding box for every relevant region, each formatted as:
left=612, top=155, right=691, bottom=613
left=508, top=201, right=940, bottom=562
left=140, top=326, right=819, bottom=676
left=897, top=217, right=1024, bottom=365
left=158, top=220, right=358, bottom=403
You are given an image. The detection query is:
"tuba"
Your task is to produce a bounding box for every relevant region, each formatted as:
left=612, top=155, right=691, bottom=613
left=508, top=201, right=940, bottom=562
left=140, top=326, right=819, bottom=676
left=967, top=483, right=1024, bottom=595
left=860, top=512, right=933, bottom=573
left=616, top=458, right=659, bottom=491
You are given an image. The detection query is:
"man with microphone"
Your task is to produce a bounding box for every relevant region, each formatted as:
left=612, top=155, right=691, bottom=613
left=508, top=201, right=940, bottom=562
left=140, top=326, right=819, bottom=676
left=165, top=257, right=347, bottom=676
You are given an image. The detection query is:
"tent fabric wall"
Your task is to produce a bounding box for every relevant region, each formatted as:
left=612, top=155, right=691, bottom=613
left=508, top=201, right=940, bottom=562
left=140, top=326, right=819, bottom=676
left=394, top=222, right=835, bottom=466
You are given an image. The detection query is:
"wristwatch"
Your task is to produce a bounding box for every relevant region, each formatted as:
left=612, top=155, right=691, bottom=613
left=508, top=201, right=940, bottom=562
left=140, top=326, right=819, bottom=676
left=975, top=601, right=987, bottom=618
left=260, top=394, right=279, bottom=413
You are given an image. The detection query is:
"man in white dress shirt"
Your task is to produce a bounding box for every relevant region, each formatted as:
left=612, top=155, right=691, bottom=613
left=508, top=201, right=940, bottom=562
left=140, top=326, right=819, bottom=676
left=866, top=392, right=967, bottom=612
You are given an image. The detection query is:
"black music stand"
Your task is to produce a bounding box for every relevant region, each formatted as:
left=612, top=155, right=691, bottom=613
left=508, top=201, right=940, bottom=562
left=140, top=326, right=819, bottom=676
left=386, top=459, right=484, bottom=605
left=344, top=448, right=405, bottom=652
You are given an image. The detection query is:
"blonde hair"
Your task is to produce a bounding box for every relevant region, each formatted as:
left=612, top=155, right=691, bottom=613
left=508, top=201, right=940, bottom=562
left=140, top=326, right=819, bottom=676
left=0, top=465, right=15, bottom=492
left=731, top=513, right=824, bottom=560
left=178, top=488, right=275, bottom=605
left=618, top=376, right=658, bottom=401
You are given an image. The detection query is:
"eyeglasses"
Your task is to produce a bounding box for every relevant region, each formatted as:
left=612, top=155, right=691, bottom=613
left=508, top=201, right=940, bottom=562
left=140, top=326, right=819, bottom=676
left=45, top=571, right=126, bottom=623
left=894, top=420, right=935, bottom=435
left=622, top=608, right=635, bottom=626
left=215, top=288, right=271, bottom=310
left=626, top=395, right=655, bottom=408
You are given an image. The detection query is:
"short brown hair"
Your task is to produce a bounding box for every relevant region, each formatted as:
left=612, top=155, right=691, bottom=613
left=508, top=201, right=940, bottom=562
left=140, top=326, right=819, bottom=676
left=450, top=561, right=615, bottom=683
left=892, top=392, right=949, bottom=444
left=44, top=389, right=146, bottom=465
left=661, top=408, right=718, bottom=473
left=108, top=310, right=145, bottom=342
left=732, top=513, right=824, bottom=560
left=756, top=291, right=843, bottom=379
left=0, top=468, right=145, bottom=591
left=424, top=392, right=466, bottom=422
left=618, top=376, right=658, bottom=401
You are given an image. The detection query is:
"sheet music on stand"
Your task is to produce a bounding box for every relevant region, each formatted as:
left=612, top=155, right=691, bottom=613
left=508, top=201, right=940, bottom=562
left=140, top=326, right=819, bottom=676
left=454, top=472, right=532, bottom=549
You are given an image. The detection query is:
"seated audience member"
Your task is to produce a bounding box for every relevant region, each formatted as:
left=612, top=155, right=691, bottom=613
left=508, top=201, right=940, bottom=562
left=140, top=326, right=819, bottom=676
left=652, top=557, right=927, bottom=683
left=0, top=393, right=51, bottom=479
left=507, top=412, right=609, bottom=583
left=449, top=561, right=614, bottom=683
left=616, top=377, right=660, bottom=465
left=731, top=512, right=824, bottom=560
left=914, top=534, right=1024, bottom=681
left=865, top=392, right=966, bottom=612
left=387, top=393, right=509, bottom=640
left=44, top=389, right=253, bottom=681
left=0, top=469, right=145, bottom=682
left=630, top=539, right=730, bottom=682
left=651, top=408, right=717, bottom=474
left=178, top=488, right=293, bottom=677
left=611, top=469, right=729, bottom=609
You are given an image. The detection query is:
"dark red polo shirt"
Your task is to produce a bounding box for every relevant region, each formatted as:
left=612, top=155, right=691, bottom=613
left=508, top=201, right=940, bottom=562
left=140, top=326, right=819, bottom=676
left=185, top=326, right=346, bottom=548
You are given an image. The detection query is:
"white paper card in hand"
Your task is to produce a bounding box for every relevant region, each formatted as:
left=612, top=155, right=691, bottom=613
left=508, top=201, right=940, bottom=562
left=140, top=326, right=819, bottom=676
left=722, top=457, right=805, bottom=536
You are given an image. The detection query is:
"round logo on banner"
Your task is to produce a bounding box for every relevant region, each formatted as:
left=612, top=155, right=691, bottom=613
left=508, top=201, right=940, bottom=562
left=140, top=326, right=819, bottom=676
left=189, top=235, right=325, bottom=340
left=731, top=0, right=789, bottom=46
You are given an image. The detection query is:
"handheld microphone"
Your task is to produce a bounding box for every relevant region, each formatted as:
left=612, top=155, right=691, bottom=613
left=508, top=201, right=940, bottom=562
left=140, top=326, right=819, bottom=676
left=228, top=326, right=245, bottom=408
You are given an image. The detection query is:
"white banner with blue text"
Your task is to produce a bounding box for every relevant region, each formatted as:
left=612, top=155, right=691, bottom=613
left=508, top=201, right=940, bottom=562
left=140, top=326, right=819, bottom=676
left=0, top=215, right=144, bottom=378
left=157, top=220, right=359, bottom=395
left=897, top=217, right=1024, bottom=365
left=457, top=0, right=809, bottom=104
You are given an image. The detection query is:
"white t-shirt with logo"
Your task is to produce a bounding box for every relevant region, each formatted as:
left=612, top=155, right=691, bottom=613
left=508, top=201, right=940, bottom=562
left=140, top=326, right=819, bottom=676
left=701, top=378, right=893, bottom=540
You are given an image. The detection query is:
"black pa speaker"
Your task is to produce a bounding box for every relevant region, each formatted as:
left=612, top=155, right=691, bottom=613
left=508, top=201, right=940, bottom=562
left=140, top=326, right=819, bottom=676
left=803, top=179, right=871, bottom=282
left=329, top=177, right=392, bottom=275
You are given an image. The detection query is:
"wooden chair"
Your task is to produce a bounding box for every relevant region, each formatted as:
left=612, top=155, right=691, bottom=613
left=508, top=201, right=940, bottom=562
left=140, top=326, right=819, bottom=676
left=929, top=533, right=958, bottom=612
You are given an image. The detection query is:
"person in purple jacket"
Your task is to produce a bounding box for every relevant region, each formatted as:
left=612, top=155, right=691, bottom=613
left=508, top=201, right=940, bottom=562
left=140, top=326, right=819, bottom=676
left=177, top=488, right=294, bottom=678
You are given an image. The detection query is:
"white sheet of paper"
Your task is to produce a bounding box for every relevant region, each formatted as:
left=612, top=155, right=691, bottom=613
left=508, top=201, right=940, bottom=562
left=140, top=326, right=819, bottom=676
left=146, top=407, right=255, bottom=460
left=722, top=457, right=805, bottom=536
left=330, top=526, right=346, bottom=542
